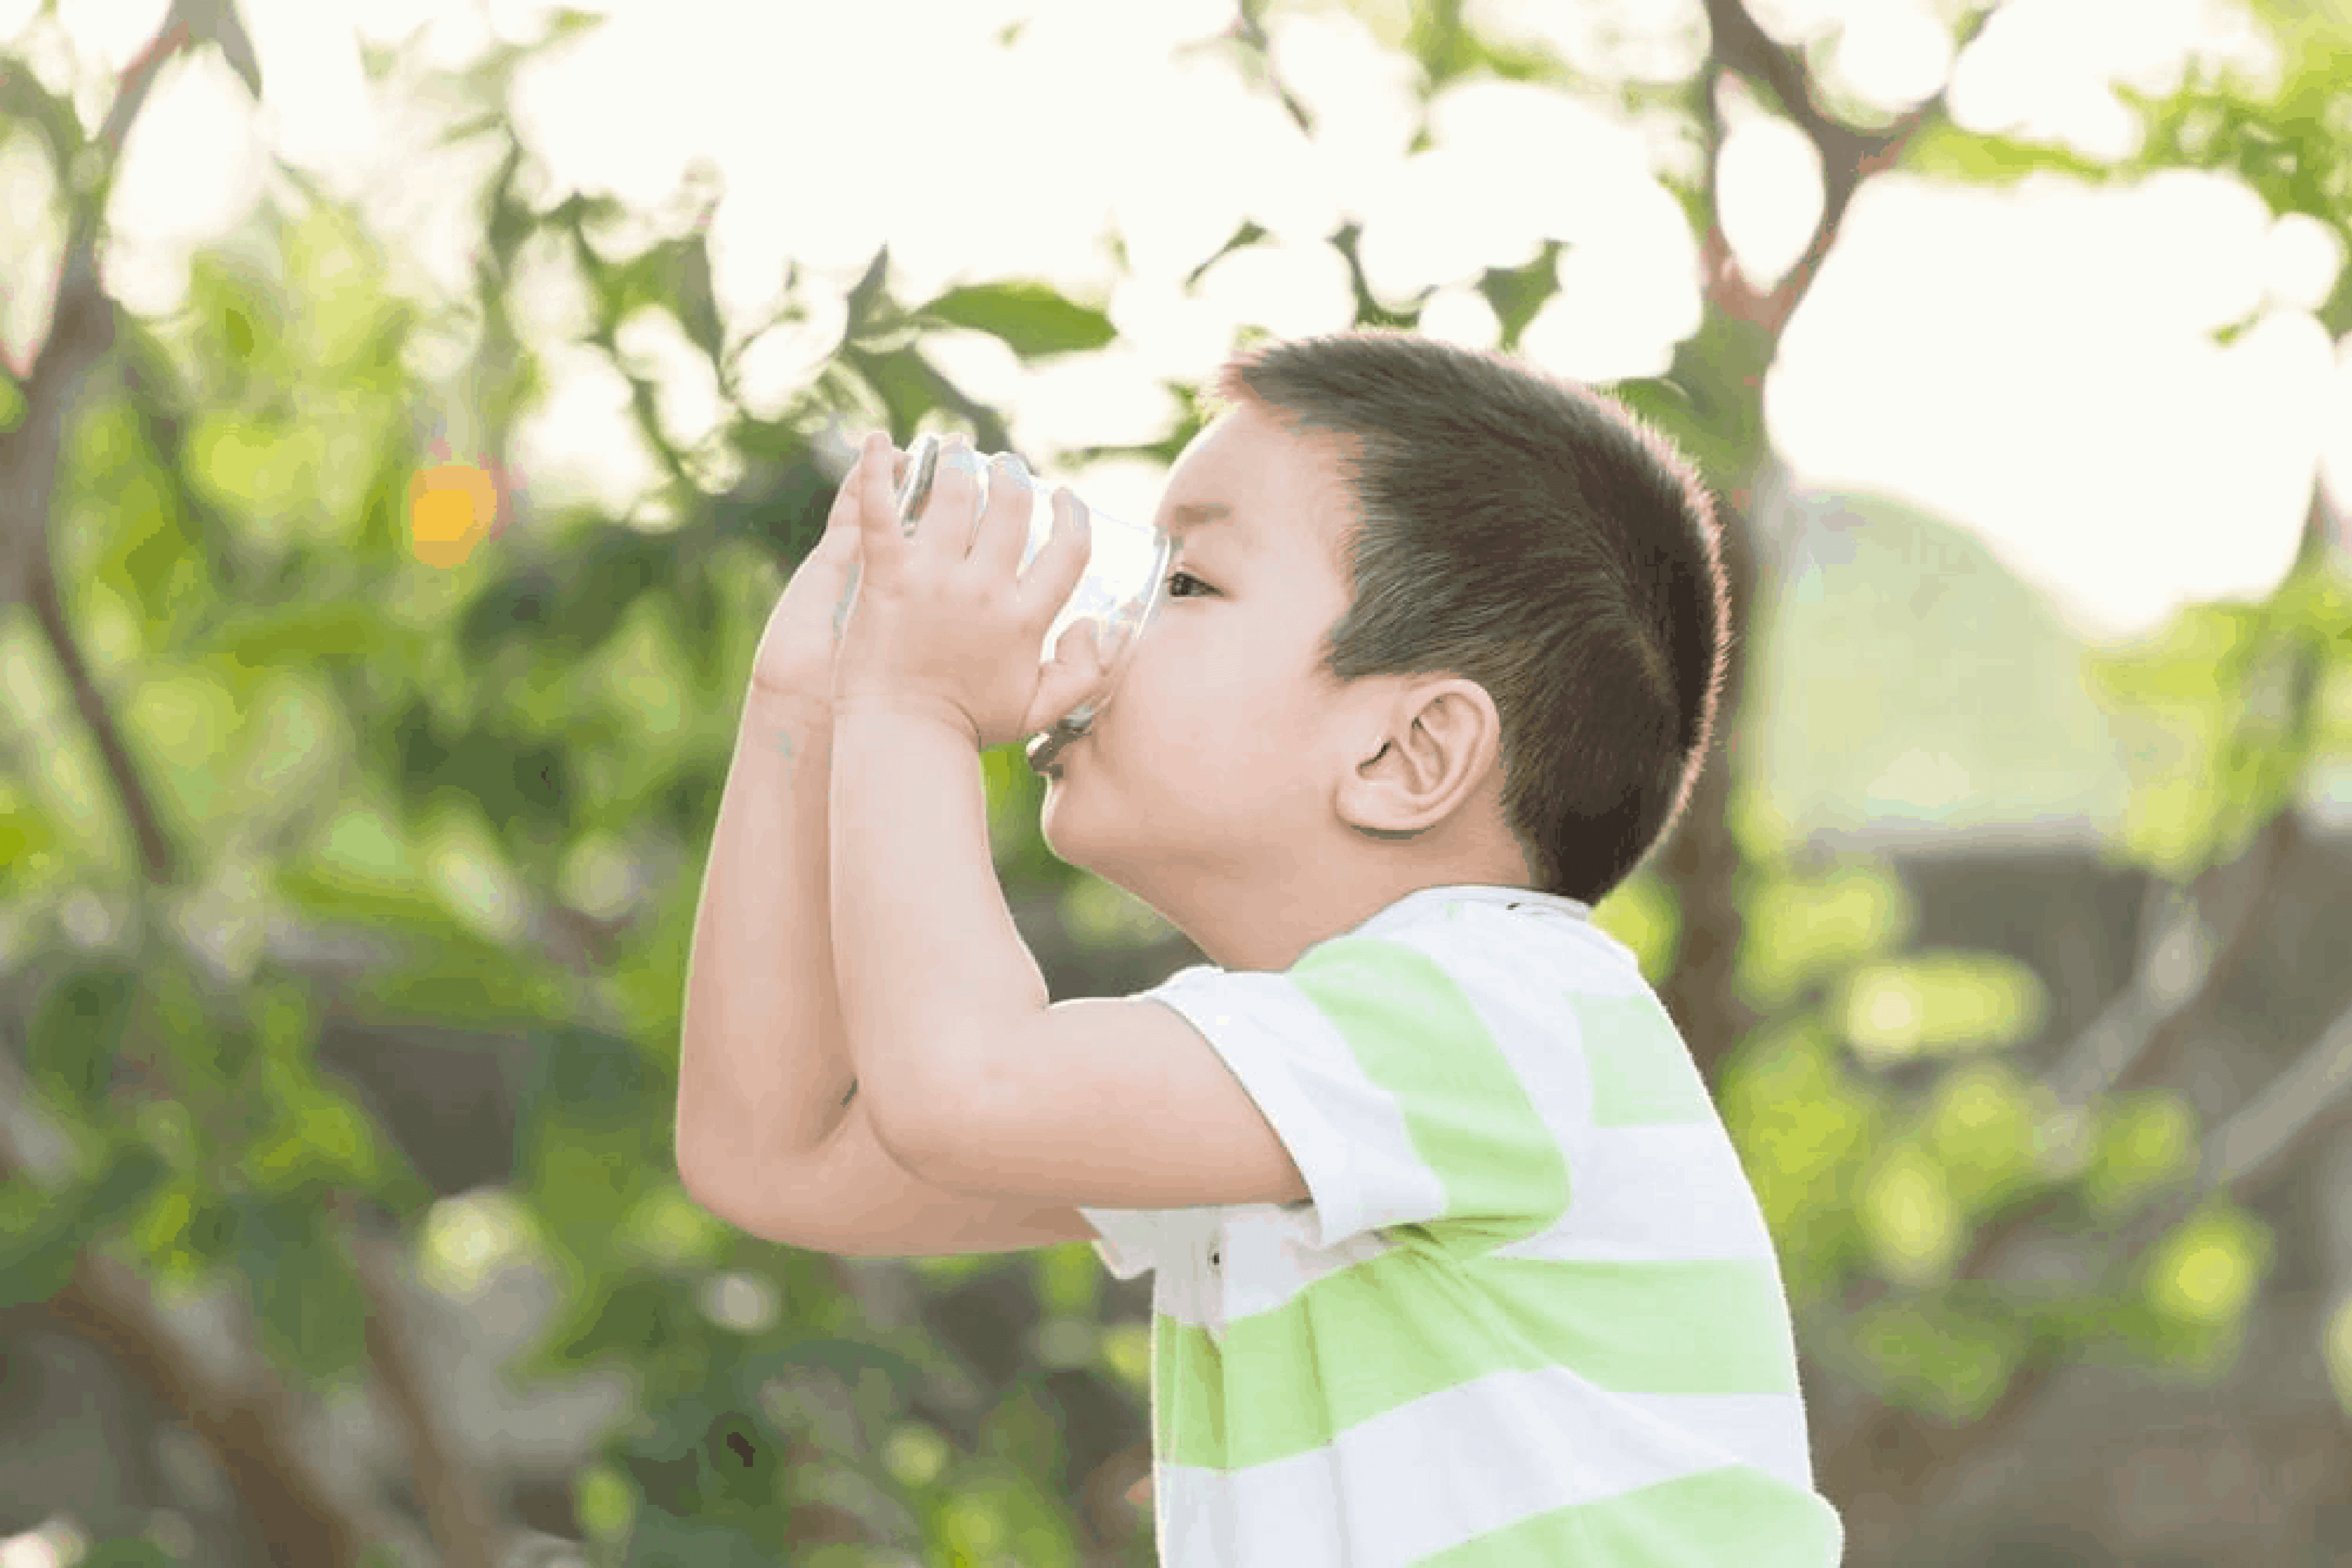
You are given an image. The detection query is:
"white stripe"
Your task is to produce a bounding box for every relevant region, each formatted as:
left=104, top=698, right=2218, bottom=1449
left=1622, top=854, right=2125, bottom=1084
left=1156, top=1369, right=1822, bottom=1567
left=1148, top=974, right=1454, bottom=1248
left=1507, top=1122, right=1784, bottom=1263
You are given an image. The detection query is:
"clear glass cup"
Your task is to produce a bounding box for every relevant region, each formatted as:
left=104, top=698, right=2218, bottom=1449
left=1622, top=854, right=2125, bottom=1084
left=842, top=431, right=1172, bottom=750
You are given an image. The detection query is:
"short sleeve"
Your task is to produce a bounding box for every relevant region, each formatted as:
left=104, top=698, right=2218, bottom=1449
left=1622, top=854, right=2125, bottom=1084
left=1077, top=1205, right=1166, bottom=1279
left=1140, top=933, right=1575, bottom=1253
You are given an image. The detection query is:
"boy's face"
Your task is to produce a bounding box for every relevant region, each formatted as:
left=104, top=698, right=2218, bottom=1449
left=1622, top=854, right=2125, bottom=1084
left=1038, top=404, right=1529, bottom=971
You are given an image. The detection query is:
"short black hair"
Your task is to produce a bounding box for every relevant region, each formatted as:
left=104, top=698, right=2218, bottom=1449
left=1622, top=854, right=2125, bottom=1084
left=1203, top=328, right=1733, bottom=907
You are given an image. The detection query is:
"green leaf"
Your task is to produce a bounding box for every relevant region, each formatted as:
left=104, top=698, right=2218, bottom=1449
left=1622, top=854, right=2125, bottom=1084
left=28, top=960, right=140, bottom=1116
left=208, top=601, right=386, bottom=667
left=738, top=1332, right=929, bottom=1411
left=74, top=1540, right=175, bottom=1568
left=624, top=1506, right=777, bottom=1568
left=2082, top=1090, right=2199, bottom=1220
left=0, top=1180, right=87, bottom=1311
left=2140, top=1197, right=2273, bottom=1328
left=524, top=1273, right=682, bottom=1379
left=698, top=1406, right=787, bottom=1508
left=1737, top=861, right=1912, bottom=1011
left=457, top=562, right=562, bottom=660
left=554, top=527, right=673, bottom=656
left=101, top=462, right=198, bottom=626
left=1921, top=1060, right=2043, bottom=1214
left=241, top=1080, right=385, bottom=1197
left=1834, top=949, right=2051, bottom=1068
left=128, top=1176, right=229, bottom=1283
left=1861, top=1141, right=1963, bottom=1287
left=0, top=1145, right=169, bottom=1310
left=514, top=1025, right=668, bottom=1264
left=328, top=908, right=575, bottom=1029
left=1477, top=241, right=1565, bottom=347
left=673, top=232, right=725, bottom=362
left=1722, top=1020, right=1881, bottom=1234
left=521, top=1022, right=659, bottom=1129
left=233, top=1192, right=370, bottom=1392
left=841, top=243, right=894, bottom=337
left=1898, top=117, right=2122, bottom=186
left=1629, top=307, right=1774, bottom=483
left=852, top=345, right=952, bottom=437
left=81, top=1145, right=172, bottom=1237
left=918, top=281, right=1118, bottom=359
left=1850, top=1294, right=2030, bottom=1423
left=0, top=64, right=88, bottom=166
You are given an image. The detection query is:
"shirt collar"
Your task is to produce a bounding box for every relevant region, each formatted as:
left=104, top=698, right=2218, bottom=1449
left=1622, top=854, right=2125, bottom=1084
left=1343, top=883, right=1595, bottom=943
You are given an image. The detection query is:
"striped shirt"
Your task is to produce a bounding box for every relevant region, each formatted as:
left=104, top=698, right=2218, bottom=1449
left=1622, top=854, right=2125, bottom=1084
left=1079, top=883, right=1844, bottom=1567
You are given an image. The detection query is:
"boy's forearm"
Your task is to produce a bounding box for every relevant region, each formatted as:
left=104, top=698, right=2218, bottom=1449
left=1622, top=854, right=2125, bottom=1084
left=828, top=703, right=1050, bottom=1160
left=675, top=685, right=858, bottom=1200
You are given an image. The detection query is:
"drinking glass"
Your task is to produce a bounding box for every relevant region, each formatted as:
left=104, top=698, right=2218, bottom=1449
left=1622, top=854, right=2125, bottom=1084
left=842, top=431, right=1173, bottom=744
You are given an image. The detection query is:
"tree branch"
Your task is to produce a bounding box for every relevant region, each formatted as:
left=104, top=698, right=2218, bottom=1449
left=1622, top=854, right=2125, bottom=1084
left=1230, top=0, right=1316, bottom=139
left=0, top=0, right=216, bottom=881
left=0, top=1099, right=399, bottom=1568
left=345, top=1199, right=511, bottom=1568
left=1697, top=0, right=2002, bottom=337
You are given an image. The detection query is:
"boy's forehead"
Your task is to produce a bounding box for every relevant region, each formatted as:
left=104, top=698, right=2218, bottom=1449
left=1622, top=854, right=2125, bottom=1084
left=1164, top=409, right=1341, bottom=537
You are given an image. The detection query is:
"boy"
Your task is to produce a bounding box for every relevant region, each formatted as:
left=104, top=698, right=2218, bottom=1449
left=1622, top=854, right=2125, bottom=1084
left=677, top=330, right=1844, bottom=1566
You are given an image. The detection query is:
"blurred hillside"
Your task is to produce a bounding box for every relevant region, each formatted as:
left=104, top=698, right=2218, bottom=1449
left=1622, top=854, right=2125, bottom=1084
left=1744, top=485, right=2150, bottom=853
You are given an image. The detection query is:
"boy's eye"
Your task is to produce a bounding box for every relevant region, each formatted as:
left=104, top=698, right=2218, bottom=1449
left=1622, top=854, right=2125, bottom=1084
left=1166, top=570, right=1215, bottom=599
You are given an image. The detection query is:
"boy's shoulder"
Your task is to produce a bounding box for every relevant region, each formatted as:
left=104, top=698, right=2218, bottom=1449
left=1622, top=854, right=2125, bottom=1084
left=1152, top=885, right=1638, bottom=1008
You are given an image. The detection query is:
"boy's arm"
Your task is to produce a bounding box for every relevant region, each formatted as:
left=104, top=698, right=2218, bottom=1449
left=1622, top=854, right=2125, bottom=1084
left=674, top=686, right=858, bottom=1204
left=826, top=704, right=1051, bottom=1162
left=826, top=704, right=1304, bottom=1212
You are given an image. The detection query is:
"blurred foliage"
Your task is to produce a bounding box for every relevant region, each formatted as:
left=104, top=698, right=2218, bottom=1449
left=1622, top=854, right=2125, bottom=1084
left=0, top=0, right=2349, bottom=1564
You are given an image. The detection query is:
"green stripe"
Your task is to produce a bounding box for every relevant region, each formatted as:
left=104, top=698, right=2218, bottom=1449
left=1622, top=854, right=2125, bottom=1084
left=1291, top=938, right=1569, bottom=1261
left=1157, top=1252, right=1804, bottom=1468
left=1417, top=1464, right=1844, bottom=1567
left=1575, top=990, right=1716, bottom=1128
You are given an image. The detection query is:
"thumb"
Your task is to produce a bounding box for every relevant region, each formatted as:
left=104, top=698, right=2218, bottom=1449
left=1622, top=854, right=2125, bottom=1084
left=819, top=458, right=878, bottom=559
left=816, top=435, right=902, bottom=563
left=1022, top=620, right=1106, bottom=736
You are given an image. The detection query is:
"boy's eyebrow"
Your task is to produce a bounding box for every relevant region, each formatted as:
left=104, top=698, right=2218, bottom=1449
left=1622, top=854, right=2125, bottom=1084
left=1167, top=501, right=1235, bottom=535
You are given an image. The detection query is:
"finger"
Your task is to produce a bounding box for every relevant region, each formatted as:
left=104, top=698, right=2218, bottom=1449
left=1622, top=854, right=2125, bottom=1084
left=1024, top=486, right=1093, bottom=624
left=822, top=435, right=869, bottom=530
left=858, top=430, right=910, bottom=569
left=925, top=434, right=983, bottom=558
left=976, top=451, right=1035, bottom=580
left=815, top=437, right=880, bottom=560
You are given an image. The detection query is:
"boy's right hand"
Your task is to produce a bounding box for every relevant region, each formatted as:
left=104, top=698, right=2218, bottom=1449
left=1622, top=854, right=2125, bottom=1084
left=750, top=432, right=906, bottom=704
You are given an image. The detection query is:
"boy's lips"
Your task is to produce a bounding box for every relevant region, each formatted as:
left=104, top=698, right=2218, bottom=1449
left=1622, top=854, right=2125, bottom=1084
left=1026, top=726, right=1085, bottom=777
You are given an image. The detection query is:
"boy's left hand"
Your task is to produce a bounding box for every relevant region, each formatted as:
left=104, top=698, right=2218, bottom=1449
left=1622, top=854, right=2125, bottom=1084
left=832, top=432, right=1108, bottom=750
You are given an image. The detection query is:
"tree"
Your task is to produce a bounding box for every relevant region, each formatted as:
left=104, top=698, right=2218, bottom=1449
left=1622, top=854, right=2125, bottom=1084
left=1, top=0, right=2347, bottom=1563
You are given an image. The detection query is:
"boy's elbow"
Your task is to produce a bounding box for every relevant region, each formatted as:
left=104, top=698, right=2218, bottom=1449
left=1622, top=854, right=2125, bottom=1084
left=858, top=1076, right=947, bottom=1181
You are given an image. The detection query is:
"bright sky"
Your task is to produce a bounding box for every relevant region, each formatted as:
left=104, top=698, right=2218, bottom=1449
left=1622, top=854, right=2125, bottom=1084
left=1, top=0, right=2346, bottom=649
